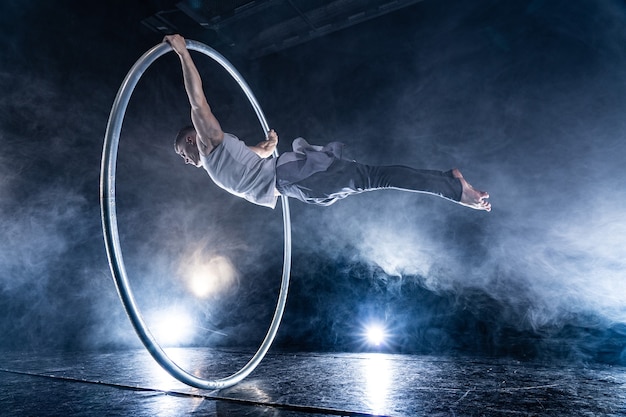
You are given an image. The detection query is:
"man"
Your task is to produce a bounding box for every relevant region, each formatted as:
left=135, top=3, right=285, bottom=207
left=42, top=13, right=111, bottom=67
left=165, top=34, right=491, bottom=212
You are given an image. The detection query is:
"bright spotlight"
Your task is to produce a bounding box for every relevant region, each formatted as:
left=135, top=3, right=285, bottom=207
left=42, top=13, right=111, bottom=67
left=150, top=307, right=195, bottom=347
left=183, top=255, right=238, bottom=298
left=365, top=324, right=387, bottom=346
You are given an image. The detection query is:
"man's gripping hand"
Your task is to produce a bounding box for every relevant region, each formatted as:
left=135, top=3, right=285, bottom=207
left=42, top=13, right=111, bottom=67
left=164, top=34, right=188, bottom=57
left=266, top=129, right=278, bottom=145
left=249, top=129, right=279, bottom=158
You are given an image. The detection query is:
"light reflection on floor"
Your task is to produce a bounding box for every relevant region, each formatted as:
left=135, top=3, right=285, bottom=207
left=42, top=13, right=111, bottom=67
left=1, top=348, right=625, bottom=416
left=361, top=353, right=392, bottom=414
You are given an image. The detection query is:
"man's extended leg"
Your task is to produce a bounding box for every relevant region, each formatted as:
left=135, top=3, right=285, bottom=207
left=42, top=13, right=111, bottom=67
left=277, top=158, right=491, bottom=209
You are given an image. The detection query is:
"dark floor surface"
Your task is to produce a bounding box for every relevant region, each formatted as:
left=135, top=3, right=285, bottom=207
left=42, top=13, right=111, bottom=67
left=1, top=348, right=625, bottom=416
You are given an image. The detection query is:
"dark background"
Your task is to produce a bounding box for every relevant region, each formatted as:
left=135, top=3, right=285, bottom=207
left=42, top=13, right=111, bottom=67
left=1, top=0, right=626, bottom=365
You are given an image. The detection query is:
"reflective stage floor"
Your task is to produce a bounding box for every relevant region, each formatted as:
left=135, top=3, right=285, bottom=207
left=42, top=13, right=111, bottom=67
left=1, top=348, right=624, bottom=416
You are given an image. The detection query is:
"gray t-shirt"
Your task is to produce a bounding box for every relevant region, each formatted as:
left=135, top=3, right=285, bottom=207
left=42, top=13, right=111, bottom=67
left=199, top=132, right=278, bottom=208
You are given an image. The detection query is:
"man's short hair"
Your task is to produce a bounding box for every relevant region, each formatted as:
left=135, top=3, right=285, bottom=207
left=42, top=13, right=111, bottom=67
left=174, top=125, right=195, bottom=150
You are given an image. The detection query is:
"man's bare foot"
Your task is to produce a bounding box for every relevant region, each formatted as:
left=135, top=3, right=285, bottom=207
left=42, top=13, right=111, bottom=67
left=452, top=168, right=491, bottom=212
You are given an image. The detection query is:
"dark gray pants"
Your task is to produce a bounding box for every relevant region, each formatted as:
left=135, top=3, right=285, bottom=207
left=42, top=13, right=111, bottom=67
left=276, top=159, right=462, bottom=206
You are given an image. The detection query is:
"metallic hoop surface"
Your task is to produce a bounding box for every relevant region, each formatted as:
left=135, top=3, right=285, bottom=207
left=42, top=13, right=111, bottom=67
left=100, top=40, right=292, bottom=390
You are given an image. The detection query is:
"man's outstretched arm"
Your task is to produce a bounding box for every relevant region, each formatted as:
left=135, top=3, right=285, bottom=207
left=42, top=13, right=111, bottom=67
left=164, top=34, right=223, bottom=155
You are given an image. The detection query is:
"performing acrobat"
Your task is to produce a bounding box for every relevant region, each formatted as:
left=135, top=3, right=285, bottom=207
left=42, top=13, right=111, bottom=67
left=165, top=34, right=491, bottom=212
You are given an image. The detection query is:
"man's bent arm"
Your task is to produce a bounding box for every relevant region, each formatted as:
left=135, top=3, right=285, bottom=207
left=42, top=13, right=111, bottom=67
left=165, top=34, right=223, bottom=155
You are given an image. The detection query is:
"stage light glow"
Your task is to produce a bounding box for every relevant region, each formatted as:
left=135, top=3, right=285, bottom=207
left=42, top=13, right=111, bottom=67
left=183, top=254, right=238, bottom=298
left=365, top=324, right=387, bottom=346
left=150, top=307, right=195, bottom=347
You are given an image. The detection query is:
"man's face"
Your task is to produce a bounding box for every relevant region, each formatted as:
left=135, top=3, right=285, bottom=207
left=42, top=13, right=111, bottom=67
left=176, top=132, right=201, bottom=167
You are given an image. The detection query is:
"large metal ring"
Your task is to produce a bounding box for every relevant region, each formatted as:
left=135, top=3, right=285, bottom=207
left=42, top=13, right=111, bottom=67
left=100, top=40, right=292, bottom=389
